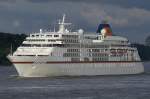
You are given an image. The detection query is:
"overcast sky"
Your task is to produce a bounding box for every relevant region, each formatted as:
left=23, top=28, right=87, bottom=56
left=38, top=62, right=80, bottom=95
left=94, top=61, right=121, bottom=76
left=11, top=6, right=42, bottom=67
left=0, top=0, right=150, bottom=43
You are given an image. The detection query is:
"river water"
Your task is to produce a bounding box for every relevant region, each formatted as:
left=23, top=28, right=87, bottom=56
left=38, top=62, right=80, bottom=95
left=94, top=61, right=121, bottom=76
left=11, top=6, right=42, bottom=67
left=0, top=62, right=150, bottom=99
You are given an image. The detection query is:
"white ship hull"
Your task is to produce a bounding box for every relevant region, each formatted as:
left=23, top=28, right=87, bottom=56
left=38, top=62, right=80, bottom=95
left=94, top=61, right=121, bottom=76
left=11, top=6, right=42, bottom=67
left=13, top=62, right=144, bottom=77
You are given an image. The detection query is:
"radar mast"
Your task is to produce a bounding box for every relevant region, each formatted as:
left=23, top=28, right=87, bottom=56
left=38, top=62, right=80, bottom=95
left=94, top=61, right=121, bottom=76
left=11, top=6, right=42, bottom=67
left=58, top=14, right=71, bottom=33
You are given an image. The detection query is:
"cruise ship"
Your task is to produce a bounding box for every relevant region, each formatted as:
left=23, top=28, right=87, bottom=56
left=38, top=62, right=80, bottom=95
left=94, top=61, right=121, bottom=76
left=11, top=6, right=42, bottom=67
left=7, top=15, right=144, bottom=77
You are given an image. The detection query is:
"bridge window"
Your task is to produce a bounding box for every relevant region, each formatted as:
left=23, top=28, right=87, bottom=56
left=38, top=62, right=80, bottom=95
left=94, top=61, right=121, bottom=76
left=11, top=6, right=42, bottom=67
left=46, top=35, right=52, bottom=37
left=54, top=35, right=59, bottom=37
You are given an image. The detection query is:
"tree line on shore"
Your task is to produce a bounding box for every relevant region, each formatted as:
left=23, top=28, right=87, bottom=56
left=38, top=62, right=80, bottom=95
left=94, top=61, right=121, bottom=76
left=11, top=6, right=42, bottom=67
left=0, top=32, right=150, bottom=66
left=0, top=32, right=26, bottom=65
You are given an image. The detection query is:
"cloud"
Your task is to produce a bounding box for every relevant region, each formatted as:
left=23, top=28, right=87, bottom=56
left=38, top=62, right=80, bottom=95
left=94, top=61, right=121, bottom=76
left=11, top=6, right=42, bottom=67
left=0, top=0, right=17, bottom=4
left=0, top=0, right=149, bottom=43
left=13, top=20, right=20, bottom=28
left=0, top=0, right=16, bottom=2
left=26, top=0, right=150, bottom=10
left=80, top=4, right=150, bottom=28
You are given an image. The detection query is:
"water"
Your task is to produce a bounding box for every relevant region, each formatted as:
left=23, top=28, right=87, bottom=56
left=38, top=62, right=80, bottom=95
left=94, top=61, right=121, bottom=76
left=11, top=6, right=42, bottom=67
left=0, top=62, right=150, bottom=99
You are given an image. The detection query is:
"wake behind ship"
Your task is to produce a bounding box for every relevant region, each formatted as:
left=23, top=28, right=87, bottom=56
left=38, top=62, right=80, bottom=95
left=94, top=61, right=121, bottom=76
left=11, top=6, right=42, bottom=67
left=7, top=15, right=144, bottom=77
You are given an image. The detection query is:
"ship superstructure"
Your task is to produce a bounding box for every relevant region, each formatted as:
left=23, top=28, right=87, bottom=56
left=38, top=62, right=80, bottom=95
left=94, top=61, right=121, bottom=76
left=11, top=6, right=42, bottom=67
left=8, top=15, right=144, bottom=77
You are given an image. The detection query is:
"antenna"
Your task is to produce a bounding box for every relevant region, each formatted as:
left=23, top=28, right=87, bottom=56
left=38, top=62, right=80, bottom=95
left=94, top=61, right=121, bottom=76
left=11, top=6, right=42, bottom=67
left=10, top=44, right=13, bottom=56
left=54, top=25, right=55, bottom=32
left=62, top=14, right=66, bottom=24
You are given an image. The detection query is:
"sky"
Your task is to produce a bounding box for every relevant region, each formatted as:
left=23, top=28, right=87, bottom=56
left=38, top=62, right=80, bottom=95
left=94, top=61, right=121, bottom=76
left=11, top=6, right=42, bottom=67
left=0, top=0, right=150, bottom=43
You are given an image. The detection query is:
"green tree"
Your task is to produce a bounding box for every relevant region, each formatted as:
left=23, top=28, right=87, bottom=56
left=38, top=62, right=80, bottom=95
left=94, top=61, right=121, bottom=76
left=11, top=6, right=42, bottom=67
left=145, top=36, right=150, bottom=46
left=0, top=32, right=27, bottom=66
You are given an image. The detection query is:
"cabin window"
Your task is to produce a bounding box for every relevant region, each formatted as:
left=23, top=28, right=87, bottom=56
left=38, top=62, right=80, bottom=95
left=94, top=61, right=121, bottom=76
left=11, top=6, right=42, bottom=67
left=46, top=35, right=52, bottom=37
left=71, top=58, right=80, bottom=62
left=40, top=35, right=45, bottom=38
left=54, top=35, right=59, bottom=37
left=21, top=44, right=31, bottom=47
left=31, top=35, right=35, bottom=37
left=63, top=53, right=80, bottom=57
left=84, top=57, right=89, bottom=61
left=67, top=49, right=80, bottom=52
left=92, top=58, right=106, bottom=61
left=92, top=49, right=100, bottom=52
left=48, top=40, right=55, bottom=42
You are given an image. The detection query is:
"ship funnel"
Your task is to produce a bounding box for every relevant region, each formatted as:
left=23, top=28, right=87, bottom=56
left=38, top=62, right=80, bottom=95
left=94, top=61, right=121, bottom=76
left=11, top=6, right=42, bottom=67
left=96, top=21, right=112, bottom=36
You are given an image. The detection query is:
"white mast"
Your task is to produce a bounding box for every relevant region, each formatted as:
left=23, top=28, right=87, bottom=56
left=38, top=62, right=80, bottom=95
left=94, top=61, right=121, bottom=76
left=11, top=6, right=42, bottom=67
left=58, top=14, right=71, bottom=33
